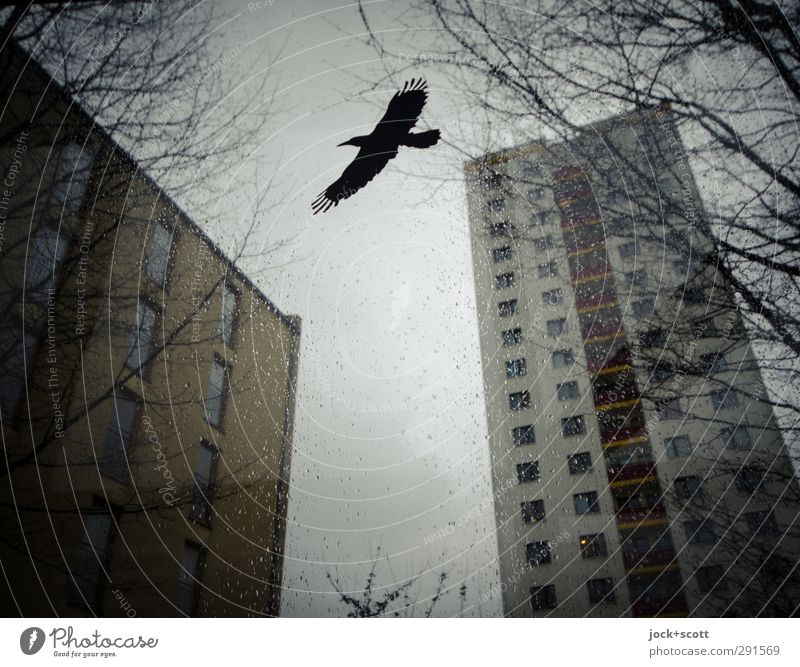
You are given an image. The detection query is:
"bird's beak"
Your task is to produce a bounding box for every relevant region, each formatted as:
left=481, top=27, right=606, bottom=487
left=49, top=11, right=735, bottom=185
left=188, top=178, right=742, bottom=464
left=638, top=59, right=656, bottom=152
left=337, top=141, right=349, bottom=147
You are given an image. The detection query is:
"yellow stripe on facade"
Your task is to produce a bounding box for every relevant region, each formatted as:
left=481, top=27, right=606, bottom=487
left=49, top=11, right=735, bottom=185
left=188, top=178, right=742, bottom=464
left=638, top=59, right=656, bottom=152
left=594, top=364, right=634, bottom=376
left=610, top=475, right=657, bottom=488
left=572, top=271, right=611, bottom=286
left=602, top=435, right=650, bottom=449
left=617, top=518, right=668, bottom=531
left=595, top=398, right=641, bottom=412
left=576, top=300, right=618, bottom=314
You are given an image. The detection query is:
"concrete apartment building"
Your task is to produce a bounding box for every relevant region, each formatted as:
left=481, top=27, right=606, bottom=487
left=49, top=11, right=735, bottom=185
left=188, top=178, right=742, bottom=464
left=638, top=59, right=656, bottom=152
left=0, top=44, right=300, bottom=617
left=467, top=107, right=800, bottom=617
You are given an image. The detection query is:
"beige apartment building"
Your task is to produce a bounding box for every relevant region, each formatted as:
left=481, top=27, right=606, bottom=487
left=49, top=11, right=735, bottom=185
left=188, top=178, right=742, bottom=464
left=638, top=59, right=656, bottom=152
left=467, top=107, right=800, bottom=617
left=0, top=43, right=300, bottom=617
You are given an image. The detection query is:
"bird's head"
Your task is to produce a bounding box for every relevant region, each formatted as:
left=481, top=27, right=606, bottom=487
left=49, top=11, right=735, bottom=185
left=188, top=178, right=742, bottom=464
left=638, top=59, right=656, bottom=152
left=337, top=135, right=368, bottom=148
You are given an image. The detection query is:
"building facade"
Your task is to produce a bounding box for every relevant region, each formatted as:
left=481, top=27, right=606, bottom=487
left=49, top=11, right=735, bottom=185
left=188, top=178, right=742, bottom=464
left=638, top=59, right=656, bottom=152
left=0, top=44, right=300, bottom=617
left=467, top=107, right=800, bottom=617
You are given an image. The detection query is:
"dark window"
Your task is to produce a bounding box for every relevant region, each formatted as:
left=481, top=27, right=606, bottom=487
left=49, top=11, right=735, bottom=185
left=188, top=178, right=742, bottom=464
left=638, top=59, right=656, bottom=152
left=502, top=328, right=523, bottom=347
left=624, top=270, right=647, bottom=288
left=538, top=261, right=558, bottom=278
left=495, top=272, right=515, bottom=289
left=205, top=356, right=229, bottom=428
left=618, top=240, right=638, bottom=259
left=639, top=328, right=665, bottom=348
left=533, top=235, right=554, bottom=251
left=685, top=518, right=717, bottom=544
left=509, top=391, right=531, bottom=411
left=580, top=533, right=608, bottom=558
left=568, top=452, right=592, bottom=474
left=650, top=361, right=674, bottom=383
left=521, top=500, right=545, bottom=524
left=666, top=435, right=692, bottom=458
left=547, top=318, right=568, bottom=336
left=54, top=141, right=94, bottom=214
left=101, top=391, right=138, bottom=480
left=735, top=465, right=764, bottom=493
left=219, top=283, right=240, bottom=346
left=744, top=511, right=780, bottom=536
left=526, top=541, right=552, bottom=565
left=587, top=578, right=615, bottom=604
left=69, top=498, right=114, bottom=612
left=561, top=416, right=585, bottom=437
left=711, top=389, right=739, bottom=409
left=498, top=299, right=518, bottom=317
left=552, top=349, right=575, bottom=368
left=488, top=198, right=505, bottom=212
left=699, top=352, right=724, bottom=374
left=530, top=585, right=557, bottom=611
left=126, top=301, right=157, bottom=375
left=189, top=441, right=219, bottom=525
left=696, top=565, right=725, bottom=593
left=574, top=491, right=599, bottom=515
left=658, top=398, right=683, bottom=420
left=723, top=426, right=752, bottom=450
left=146, top=223, right=173, bottom=287
left=493, top=246, right=513, bottom=262
left=517, top=461, right=540, bottom=484
left=484, top=172, right=503, bottom=189
left=176, top=541, right=204, bottom=616
left=542, top=288, right=563, bottom=305
left=505, top=358, right=527, bottom=378
left=682, top=287, right=706, bottom=305
left=527, top=186, right=545, bottom=202
left=513, top=425, right=536, bottom=446
left=674, top=475, right=701, bottom=499
left=557, top=381, right=579, bottom=401
left=489, top=221, right=515, bottom=238
left=631, top=298, right=655, bottom=318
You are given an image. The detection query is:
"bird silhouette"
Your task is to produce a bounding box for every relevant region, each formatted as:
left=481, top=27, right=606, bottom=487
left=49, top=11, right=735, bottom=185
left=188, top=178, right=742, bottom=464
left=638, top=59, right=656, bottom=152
left=312, top=79, right=440, bottom=214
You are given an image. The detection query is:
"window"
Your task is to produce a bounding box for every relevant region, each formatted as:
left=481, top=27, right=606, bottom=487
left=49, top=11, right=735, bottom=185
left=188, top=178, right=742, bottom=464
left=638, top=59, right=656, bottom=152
left=624, top=270, right=647, bottom=288
left=533, top=235, right=554, bottom=251
left=0, top=328, right=38, bottom=419
left=527, top=186, right=545, bottom=202
left=557, top=381, right=579, bottom=401
left=631, top=298, right=655, bottom=318
left=146, top=223, right=173, bottom=287
left=568, top=452, right=592, bottom=474
left=509, top=390, right=531, bottom=411
left=580, top=533, right=608, bottom=558
left=25, top=224, right=67, bottom=304
left=699, top=352, right=724, bottom=374
left=219, top=283, right=239, bottom=345
left=513, top=425, right=536, bottom=446
left=495, top=272, right=515, bottom=289
left=506, top=358, right=527, bottom=378
left=658, top=398, right=683, bottom=420
left=639, top=328, right=665, bottom=348
left=176, top=541, right=203, bottom=616
left=502, top=328, right=523, bottom=347
left=517, top=461, right=540, bottom=484
left=685, top=518, right=717, bottom=544
left=618, top=240, right=639, bottom=259
left=498, top=299, right=518, bottom=317
left=666, top=435, right=692, bottom=458
left=711, top=389, right=739, bottom=410
left=189, top=441, right=218, bottom=525
left=674, top=475, right=701, bottom=499
left=682, top=287, right=706, bottom=305
left=205, top=356, right=228, bottom=428
left=696, top=565, right=725, bottom=593
left=552, top=349, right=575, bottom=368
left=489, top=221, right=515, bottom=238
left=546, top=318, right=568, bottom=336
left=488, top=198, right=505, bottom=212
left=484, top=172, right=503, bottom=189
left=126, top=301, right=156, bottom=374
left=53, top=141, right=94, bottom=214
left=69, top=500, right=113, bottom=612
left=723, top=426, right=752, bottom=450
left=493, top=246, right=513, bottom=263
left=650, top=361, right=674, bottom=383
left=521, top=500, right=545, bottom=524
left=538, top=261, right=558, bottom=278
left=530, top=585, right=557, bottom=611
left=521, top=162, right=540, bottom=180
left=526, top=541, right=551, bottom=565
left=744, top=511, right=780, bottom=536
left=574, top=491, right=599, bottom=515
left=101, top=392, right=137, bottom=480
left=736, top=465, right=764, bottom=493
left=587, top=578, right=615, bottom=604
left=542, top=288, right=563, bottom=306
left=561, top=416, right=585, bottom=437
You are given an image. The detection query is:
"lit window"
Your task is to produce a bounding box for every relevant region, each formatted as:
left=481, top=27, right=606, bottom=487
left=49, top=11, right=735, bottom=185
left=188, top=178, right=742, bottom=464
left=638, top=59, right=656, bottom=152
left=526, top=541, right=552, bottom=565
left=189, top=441, right=218, bottom=525
left=498, top=299, right=518, bottom=317
left=502, top=328, right=523, bottom=347
left=205, top=356, right=228, bottom=428
left=568, top=452, right=592, bottom=474
left=495, top=272, right=515, bottom=289
left=512, top=425, right=535, bottom=446
left=561, top=416, right=585, bottom=437
left=542, top=288, right=563, bottom=305
left=665, top=435, right=692, bottom=458
left=557, top=381, right=579, bottom=401
left=493, top=246, right=513, bottom=262
left=219, top=283, right=239, bottom=345
left=176, top=542, right=203, bottom=616
left=509, top=390, right=531, bottom=411
left=711, top=389, right=739, bottom=409
left=101, top=391, right=138, bottom=480
left=685, top=518, right=717, bottom=544
left=580, top=533, right=607, bottom=558
left=573, top=491, right=599, bottom=515
left=552, top=349, right=575, bottom=368
left=530, top=585, right=556, bottom=611
left=546, top=318, right=568, bottom=336
left=521, top=499, right=545, bottom=524
left=506, top=358, right=527, bottom=378
left=146, top=223, right=173, bottom=287
left=587, top=577, right=615, bottom=604
left=517, top=461, right=540, bottom=484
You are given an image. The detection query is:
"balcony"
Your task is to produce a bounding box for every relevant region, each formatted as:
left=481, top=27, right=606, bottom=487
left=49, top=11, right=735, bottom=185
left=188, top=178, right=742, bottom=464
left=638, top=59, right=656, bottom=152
left=607, top=461, right=656, bottom=484
left=623, top=547, right=677, bottom=571
left=616, top=504, right=667, bottom=527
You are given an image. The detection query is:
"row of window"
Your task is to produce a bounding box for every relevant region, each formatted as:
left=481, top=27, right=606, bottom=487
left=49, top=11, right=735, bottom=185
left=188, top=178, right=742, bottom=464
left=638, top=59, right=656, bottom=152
left=684, top=511, right=781, bottom=544
left=530, top=577, right=615, bottom=610
left=515, top=452, right=592, bottom=484
left=520, top=491, right=600, bottom=523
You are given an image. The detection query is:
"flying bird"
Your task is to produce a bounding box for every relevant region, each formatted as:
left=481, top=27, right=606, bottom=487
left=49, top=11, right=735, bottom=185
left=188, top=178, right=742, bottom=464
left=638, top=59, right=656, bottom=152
left=312, top=79, right=440, bottom=214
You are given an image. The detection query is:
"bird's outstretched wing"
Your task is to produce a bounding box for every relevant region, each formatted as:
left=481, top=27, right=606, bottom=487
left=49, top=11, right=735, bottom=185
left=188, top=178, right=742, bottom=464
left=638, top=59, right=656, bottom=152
left=312, top=147, right=397, bottom=214
left=376, top=78, right=429, bottom=135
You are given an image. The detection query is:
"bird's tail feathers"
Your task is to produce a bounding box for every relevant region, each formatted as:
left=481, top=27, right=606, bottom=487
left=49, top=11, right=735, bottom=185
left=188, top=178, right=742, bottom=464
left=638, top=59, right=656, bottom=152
left=402, top=129, right=440, bottom=148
